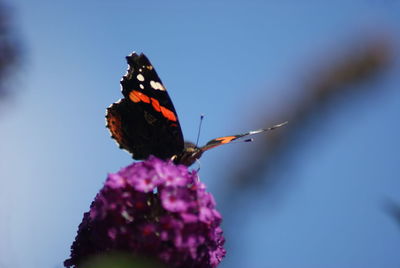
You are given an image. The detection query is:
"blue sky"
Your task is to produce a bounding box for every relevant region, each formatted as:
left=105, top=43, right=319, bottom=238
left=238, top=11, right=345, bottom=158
left=1, top=1, right=400, bottom=267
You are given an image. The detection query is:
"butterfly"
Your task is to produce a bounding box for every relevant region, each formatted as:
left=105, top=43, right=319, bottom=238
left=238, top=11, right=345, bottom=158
left=106, top=52, right=287, bottom=166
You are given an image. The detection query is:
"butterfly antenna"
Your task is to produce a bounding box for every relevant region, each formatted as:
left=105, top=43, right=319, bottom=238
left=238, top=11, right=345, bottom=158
left=195, top=114, right=205, bottom=147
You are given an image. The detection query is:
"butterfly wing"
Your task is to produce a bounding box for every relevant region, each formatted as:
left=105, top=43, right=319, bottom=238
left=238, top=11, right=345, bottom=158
left=200, top=121, right=288, bottom=152
left=106, top=52, right=184, bottom=160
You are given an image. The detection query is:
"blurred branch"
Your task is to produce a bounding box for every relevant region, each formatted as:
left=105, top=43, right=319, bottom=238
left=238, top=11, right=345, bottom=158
left=220, top=36, right=393, bottom=209
left=0, top=0, right=22, bottom=99
left=383, top=199, right=400, bottom=229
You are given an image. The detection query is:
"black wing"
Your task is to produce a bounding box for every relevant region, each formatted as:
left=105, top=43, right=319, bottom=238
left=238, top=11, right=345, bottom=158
left=106, top=52, right=184, bottom=160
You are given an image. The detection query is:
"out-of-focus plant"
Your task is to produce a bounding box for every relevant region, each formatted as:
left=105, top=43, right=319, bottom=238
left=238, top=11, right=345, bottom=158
left=65, top=157, right=225, bottom=268
left=225, top=37, right=393, bottom=195
left=0, top=0, right=21, bottom=99
left=217, top=35, right=394, bottom=266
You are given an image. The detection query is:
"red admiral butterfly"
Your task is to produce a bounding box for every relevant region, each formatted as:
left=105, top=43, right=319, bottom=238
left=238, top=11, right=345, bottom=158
left=106, top=52, right=287, bottom=166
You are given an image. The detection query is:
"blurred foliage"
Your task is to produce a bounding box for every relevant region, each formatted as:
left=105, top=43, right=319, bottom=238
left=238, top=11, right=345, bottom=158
left=217, top=35, right=395, bottom=266
left=0, top=0, right=21, bottom=99
left=384, top=199, right=400, bottom=229
left=225, top=36, right=393, bottom=195
left=80, top=252, right=168, bottom=268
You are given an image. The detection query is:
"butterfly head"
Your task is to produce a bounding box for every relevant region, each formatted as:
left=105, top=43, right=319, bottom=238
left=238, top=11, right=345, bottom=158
left=172, top=142, right=204, bottom=166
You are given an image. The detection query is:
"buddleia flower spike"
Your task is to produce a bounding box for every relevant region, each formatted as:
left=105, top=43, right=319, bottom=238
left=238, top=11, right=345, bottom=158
left=64, top=156, right=226, bottom=268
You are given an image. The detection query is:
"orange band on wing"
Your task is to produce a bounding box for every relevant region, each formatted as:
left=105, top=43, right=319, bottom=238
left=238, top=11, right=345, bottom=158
left=128, top=90, right=177, bottom=122
left=215, top=136, right=236, bottom=144
left=129, top=91, right=141, bottom=103
left=129, top=90, right=150, bottom=103
left=150, top=97, right=161, bottom=112
left=150, top=97, right=177, bottom=122
left=160, top=106, right=177, bottom=122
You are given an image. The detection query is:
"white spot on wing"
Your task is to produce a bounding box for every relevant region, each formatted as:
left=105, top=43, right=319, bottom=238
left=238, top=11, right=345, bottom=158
left=140, top=84, right=144, bottom=89
left=150, top=80, right=166, bottom=91
left=248, top=129, right=264, bottom=135
left=137, top=74, right=145, bottom=81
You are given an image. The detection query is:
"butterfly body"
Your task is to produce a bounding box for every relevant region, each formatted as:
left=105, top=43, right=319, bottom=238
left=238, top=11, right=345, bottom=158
left=106, top=52, right=286, bottom=166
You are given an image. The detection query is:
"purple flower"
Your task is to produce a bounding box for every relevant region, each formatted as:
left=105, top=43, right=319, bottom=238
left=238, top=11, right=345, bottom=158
left=64, top=156, right=226, bottom=268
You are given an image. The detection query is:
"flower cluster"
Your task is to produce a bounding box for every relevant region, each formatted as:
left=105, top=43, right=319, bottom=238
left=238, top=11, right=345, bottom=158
left=64, top=156, right=225, bottom=268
